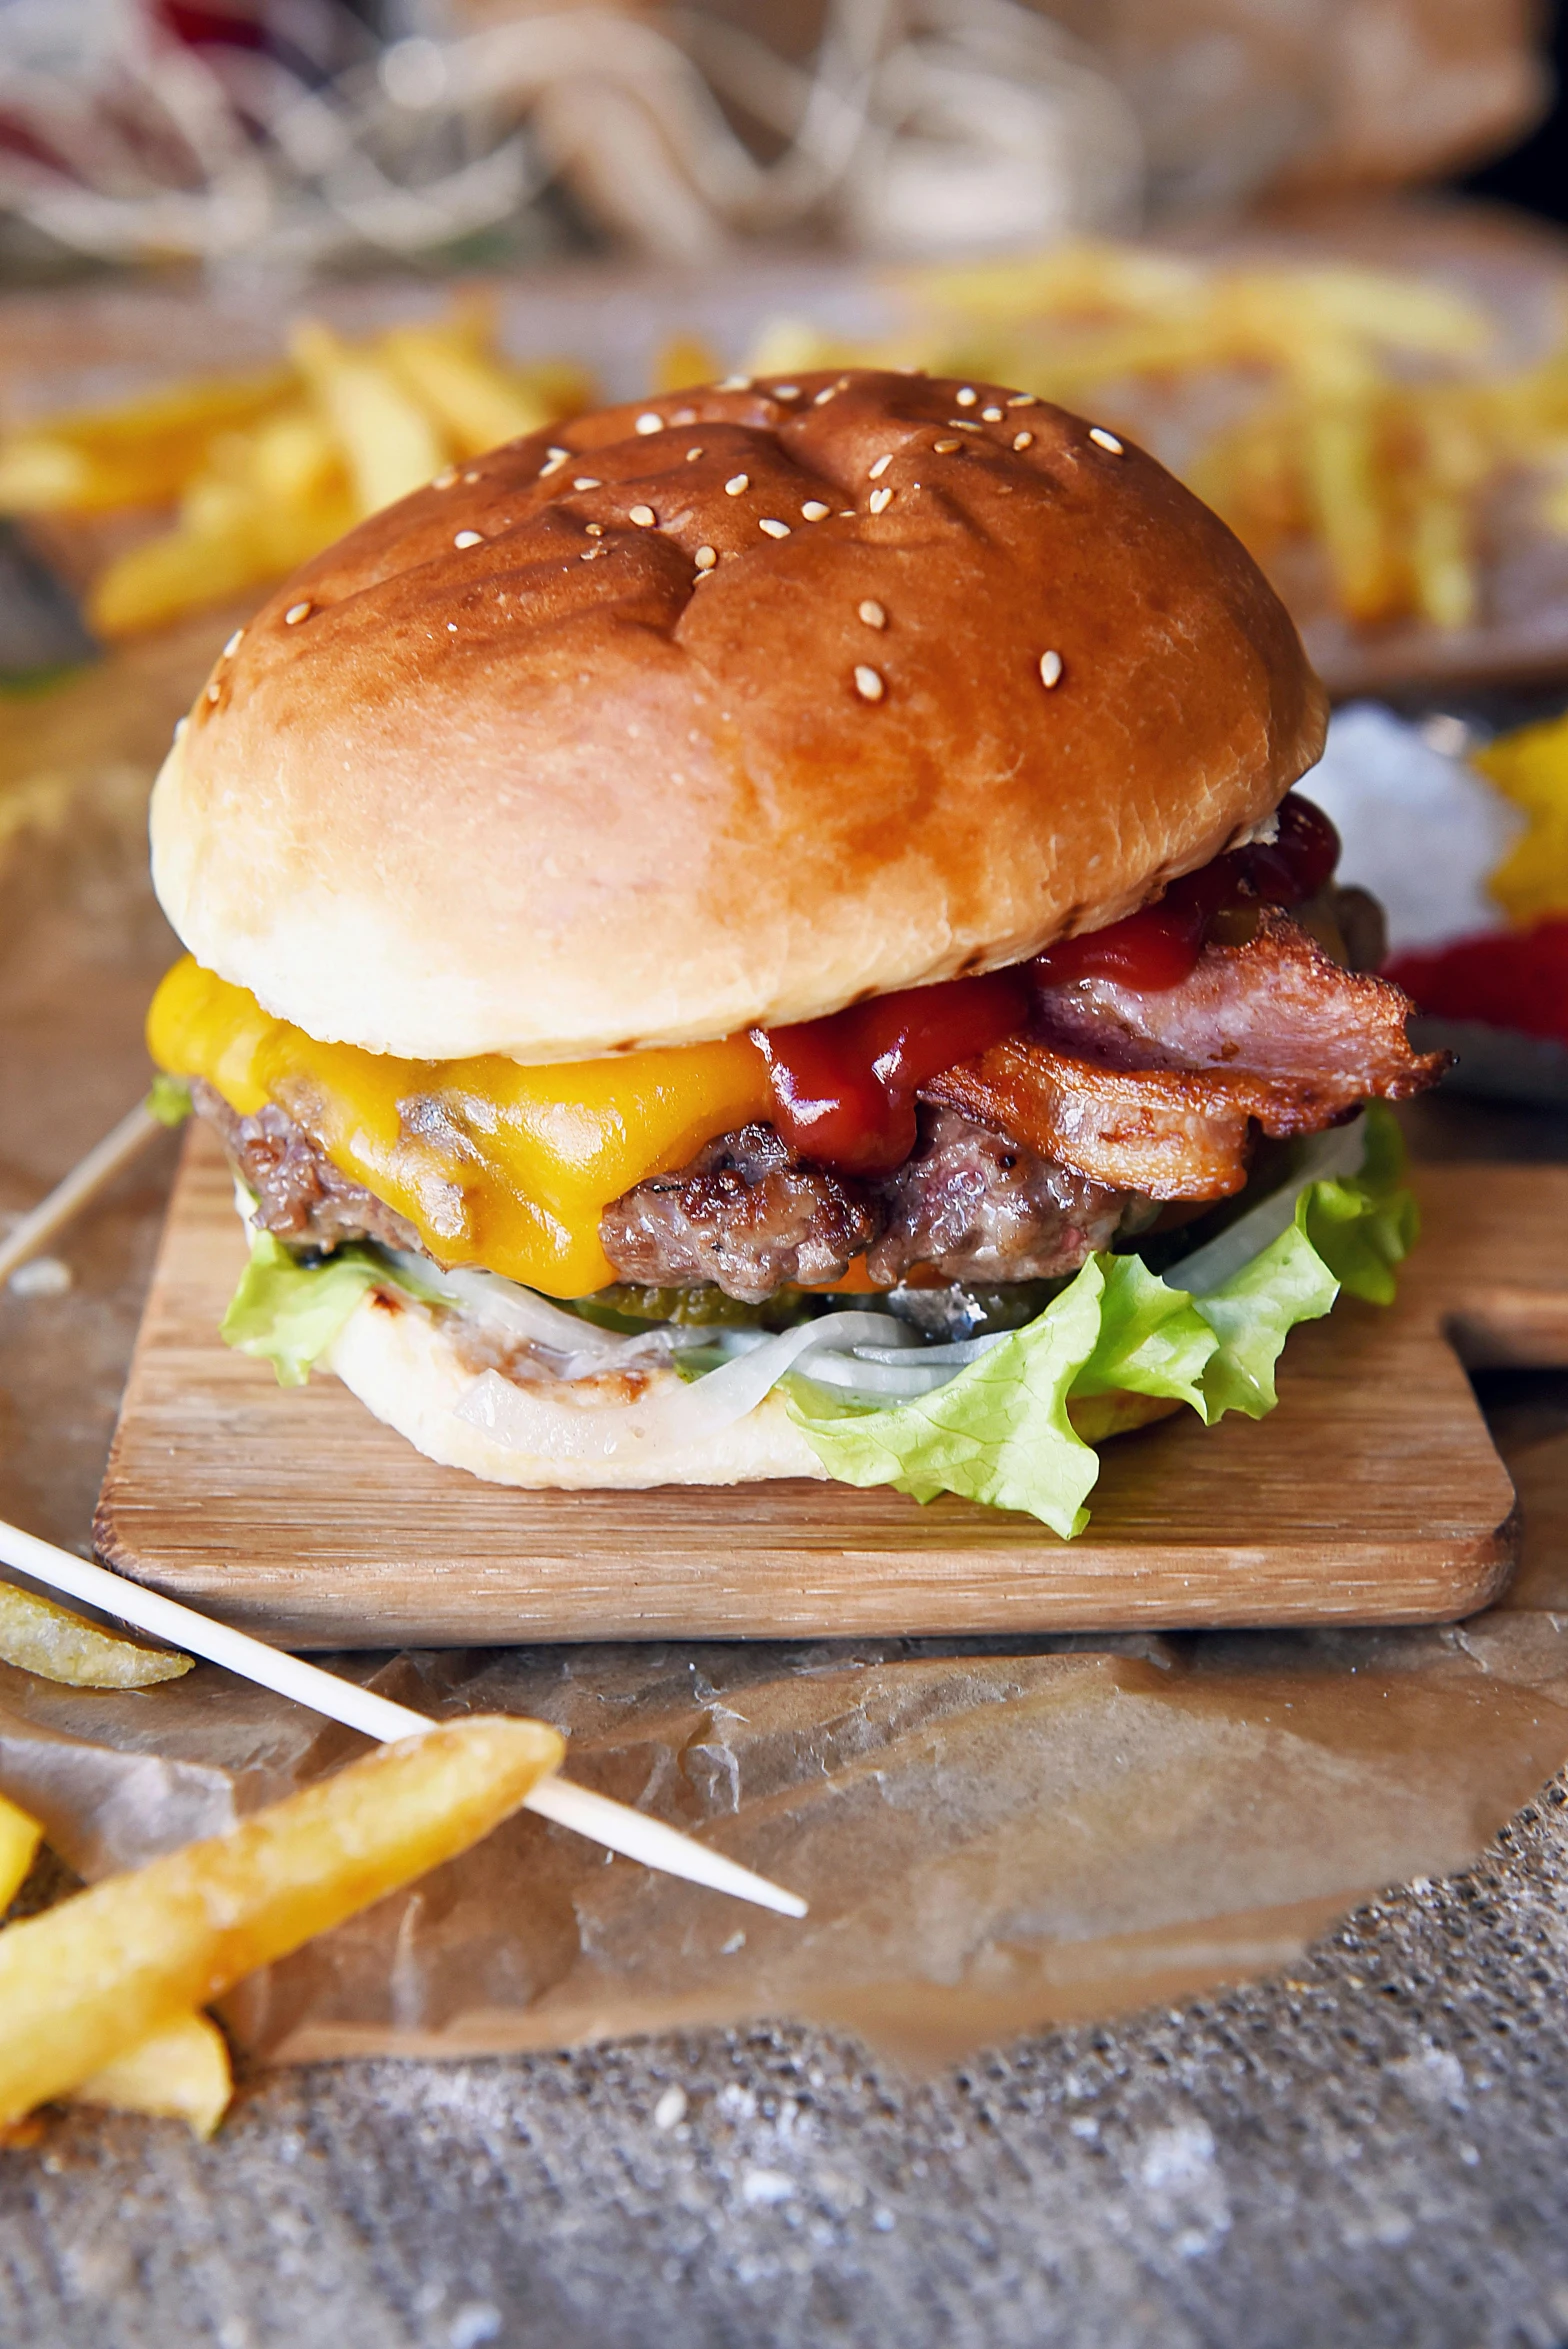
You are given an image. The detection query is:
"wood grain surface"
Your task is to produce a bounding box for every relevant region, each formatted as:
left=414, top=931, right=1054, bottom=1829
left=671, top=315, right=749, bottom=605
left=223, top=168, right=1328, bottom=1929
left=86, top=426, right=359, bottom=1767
left=92, top=1124, right=1566, bottom=1646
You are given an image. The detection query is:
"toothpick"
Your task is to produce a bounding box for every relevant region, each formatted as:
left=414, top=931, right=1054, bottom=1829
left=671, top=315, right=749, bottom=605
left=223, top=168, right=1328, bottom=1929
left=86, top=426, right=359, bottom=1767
left=0, top=1100, right=165, bottom=1288
left=0, top=1516, right=806, bottom=1919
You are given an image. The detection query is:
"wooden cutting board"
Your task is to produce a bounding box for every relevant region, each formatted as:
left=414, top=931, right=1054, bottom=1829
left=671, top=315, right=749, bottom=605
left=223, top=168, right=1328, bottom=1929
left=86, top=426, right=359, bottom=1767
left=92, top=1123, right=1568, bottom=1647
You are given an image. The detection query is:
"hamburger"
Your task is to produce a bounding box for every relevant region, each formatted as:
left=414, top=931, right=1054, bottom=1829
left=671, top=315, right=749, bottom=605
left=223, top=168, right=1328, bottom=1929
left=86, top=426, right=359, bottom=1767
left=145, top=368, right=1442, bottom=1537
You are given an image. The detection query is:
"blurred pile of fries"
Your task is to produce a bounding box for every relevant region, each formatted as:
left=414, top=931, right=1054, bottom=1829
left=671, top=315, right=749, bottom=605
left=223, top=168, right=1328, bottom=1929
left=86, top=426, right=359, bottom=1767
left=0, top=302, right=587, bottom=638
left=751, top=243, right=1568, bottom=638
left=10, top=244, right=1568, bottom=650
left=0, top=1575, right=561, bottom=2144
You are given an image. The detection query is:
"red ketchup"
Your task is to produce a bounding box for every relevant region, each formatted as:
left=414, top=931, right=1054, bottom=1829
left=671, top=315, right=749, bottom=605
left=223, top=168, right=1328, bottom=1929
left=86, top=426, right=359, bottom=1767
left=1030, top=793, right=1340, bottom=992
left=1386, top=920, right=1568, bottom=1047
left=753, top=794, right=1339, bottom=1175
left=755, top=969, right=1032, bottom=1176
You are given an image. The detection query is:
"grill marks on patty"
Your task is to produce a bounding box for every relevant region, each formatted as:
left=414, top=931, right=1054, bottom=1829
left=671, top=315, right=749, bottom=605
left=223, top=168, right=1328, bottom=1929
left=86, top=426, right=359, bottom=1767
left=868, top=1110, right=1130, bottom=1285
left=598, top=1122, right=881, bottom=1304
left=599, top=1111, right=1133, bottom=1299
left=192, top=1079, right=421, bottom=1254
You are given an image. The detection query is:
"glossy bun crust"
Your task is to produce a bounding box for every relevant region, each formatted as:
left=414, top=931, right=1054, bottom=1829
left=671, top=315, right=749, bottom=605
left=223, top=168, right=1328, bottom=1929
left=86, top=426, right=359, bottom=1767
left=152, top=370, right=1327, bottom=1063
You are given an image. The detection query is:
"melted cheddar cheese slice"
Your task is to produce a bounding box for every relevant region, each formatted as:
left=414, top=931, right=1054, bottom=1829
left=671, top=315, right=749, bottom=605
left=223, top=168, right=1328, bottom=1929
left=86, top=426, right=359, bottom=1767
left=148, top=957, right=773, bottom=1297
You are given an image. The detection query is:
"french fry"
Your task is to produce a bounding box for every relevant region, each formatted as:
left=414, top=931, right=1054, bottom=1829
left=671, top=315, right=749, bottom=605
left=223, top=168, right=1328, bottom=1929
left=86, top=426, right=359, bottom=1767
left=67, top=2011, right=232, bottom=2140
left=381, top=324, right=553, bottom=455
left=290, top=321, right=446, bottom=517
left=88, top=521, right=273, bottom=640
left=0, top=1714, right=562, bottom=2124
left=653, top=332, right=722, bottom=395
left=0, top=1582, right=191, bottom=1688
left=1402, top=400, right=1486, bottom=632
left=4, top=303, right=594, bottom=633
left=0, top=370, right=291, bottom=513
left=88, top=416, right=355, bottom=639
left=0, top=1794, right=41, bottom=1911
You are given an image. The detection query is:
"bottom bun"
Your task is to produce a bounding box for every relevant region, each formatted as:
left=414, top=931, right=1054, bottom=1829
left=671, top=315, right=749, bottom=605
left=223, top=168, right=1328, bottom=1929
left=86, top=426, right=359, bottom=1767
left=325, top=1287, right=830, bottom=1488
left=322, top=1280, right=1185, bottom=1492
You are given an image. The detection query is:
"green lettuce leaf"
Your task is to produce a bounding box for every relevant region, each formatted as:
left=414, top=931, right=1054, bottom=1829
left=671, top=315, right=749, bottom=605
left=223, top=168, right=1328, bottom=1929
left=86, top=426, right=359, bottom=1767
left=1071, top=1251, right=1217, bottom=1413
left=787, top=1254, right=1108, bottom=1539
left=788, top=1107, right=1417, bottom=1531
left=221, top=1225, right=450, bottom=1388
left=1187, top=1214, right=1340, bottom=1422
left=1300, top=1100, right=1418, bottom=1306
left=145, top=1072, right=192, bottom=1128
left=221, top=1231, right=383, bottom=1387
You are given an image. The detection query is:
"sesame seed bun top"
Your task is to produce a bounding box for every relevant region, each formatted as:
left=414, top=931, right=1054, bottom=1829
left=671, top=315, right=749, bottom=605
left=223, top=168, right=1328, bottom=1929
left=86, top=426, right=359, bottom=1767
left=150, top=368, right=1327, bottom=1064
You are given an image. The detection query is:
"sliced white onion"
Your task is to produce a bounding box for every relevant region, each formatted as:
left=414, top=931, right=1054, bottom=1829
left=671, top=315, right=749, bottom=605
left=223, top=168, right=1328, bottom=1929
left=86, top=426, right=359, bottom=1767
left=850, top=1332, right=1009, bottom=1368
left=791, top=1354, right=959, bottom=1399
left=1171, top=1115, right=1368, bottom=1298
left=454, top=1309, right=905, bottom=1459
left=385, top=1252, right=707, bottom=1378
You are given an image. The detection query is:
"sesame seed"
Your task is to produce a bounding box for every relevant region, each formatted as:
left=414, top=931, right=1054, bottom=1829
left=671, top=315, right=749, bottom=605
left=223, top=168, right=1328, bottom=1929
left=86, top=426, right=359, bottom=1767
left=672, top=407, right=697, bottom=425
left=801, top=500, right=830, bottom=521
left=955, top=386, right=978, bottom=407
left=981, top=406, right=1003, bottom=422
left=868, top=453, right=892, bottom=480
left=1039, top=649, right=1063, bottom=688
left=773, top=383, right=801, bottom=400
left=463, top=470, right=480, bottom=483
left=635, top=412, right=662, bottom=434
left=629, top=504, right=656, bottom=527
left=1013, top=431, right=1034, bottom=451
left=725, top=473, right=749, bottom=495
left=716, top=374, right=751, bottom=391
left=839, top=508, right=855, bottom=517
left=454, top=529, right=483, bottom=548
left=448, top=620, right=458, bottom=630
left=206, top=681, right=220, bottom=703
left=686, top=446, right=704, bottom=461
left=946, top=419, right=981, bottom=432
left=1089, top=427, right=1124, bottom=455
left=284, top=601, right=311, bottom=625
left=759, top=517, right=790, bottom=538
left=223, top=628, right=244, bottom=657
left=173, top=716, right=187, bottom=741
left=934, top=438, right=961, bottom=454
left=858, top=599, right=886, bottom=628
left=854, top=664, right=884, bottom=702
left=1006, top=393, right=1037, bottom=407
left=580, top=548, right=601, bottom=562
left=539, top=451, right=568, bottom=476
left=433, top=468, right=458, bottom=489
left=586, top=521, right=604, bottom=537
left=812, top=386, right=837, bottom=406
left=573, top=475, right=602, bottom=491
left=868, top=485, right=893, bottom=514
left=695, top=544, right=717, bottom=569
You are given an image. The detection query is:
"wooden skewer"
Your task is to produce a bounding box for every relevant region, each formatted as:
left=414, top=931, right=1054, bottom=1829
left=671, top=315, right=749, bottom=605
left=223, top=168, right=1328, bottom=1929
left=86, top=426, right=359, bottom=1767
left=0, top=1100, right=165, bottom=1287
left=0, top=1516, right=807, bottom=1918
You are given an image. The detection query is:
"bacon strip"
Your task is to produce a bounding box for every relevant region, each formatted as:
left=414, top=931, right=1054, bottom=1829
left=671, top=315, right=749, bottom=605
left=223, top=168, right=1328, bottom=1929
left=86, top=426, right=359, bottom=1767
left=923, top=1044, right=1256, bottom=1200
left=925, top=914, right=1447, bottom=1201
left=1032, top=911, right=1444, bottom=1095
